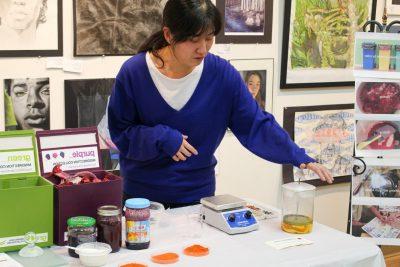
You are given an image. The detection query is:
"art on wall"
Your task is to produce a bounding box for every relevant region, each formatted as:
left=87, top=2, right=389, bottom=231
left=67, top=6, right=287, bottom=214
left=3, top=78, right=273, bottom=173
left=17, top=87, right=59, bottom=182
left=0, top=0, right=63, bottom=57
left=64, top=79, right=119, bottom=171
left=283, top=104, right=354, bottom=186
left=4, top=78, right=50, bottom=131
left=229, top=58, right=274, bottom=112
left=355, top=79, right=400, bottom=115
left=280, top=0, right=377, bottom=88
left=351, top=158, right=400, bottom=245
left=387, top=0, right=400, bottom=15
left=73, top=0, right=167, bottom=56
left=355, top=120, right=400, bottom=158
left=216, top=0, right=273, bottom=44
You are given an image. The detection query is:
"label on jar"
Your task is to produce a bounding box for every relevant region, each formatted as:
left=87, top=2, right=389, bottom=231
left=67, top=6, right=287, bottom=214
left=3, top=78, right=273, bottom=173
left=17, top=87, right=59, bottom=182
left=126, top=220, right=150, bottom=243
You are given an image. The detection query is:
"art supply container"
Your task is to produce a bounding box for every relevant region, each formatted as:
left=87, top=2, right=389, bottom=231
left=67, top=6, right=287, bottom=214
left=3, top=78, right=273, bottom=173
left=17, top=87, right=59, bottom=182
left=125, top=198, right=150, bottom=250
left=67, top=216, right=97, bottom=258
left=97, top=205, right=121, bottom=253
left=281, top=182, right=315, bottom=234
left=362, top=42, right=376, bottom=69
left=396, top=45, right=400, bottom=72
left=378, top=44, right=392, bottom=71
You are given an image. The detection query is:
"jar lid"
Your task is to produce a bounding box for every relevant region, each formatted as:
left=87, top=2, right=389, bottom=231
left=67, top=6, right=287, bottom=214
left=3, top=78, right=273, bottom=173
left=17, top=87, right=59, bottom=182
left=97, top=205, right=121, bottom=216
left=125, top=198, right=150, bottom=209
left=379, top=44, right=391, bottom=50
left=362, top=42, right=376, bottom=49
left=282, top=182, right=316, bottom=192
left=67, top=216, right=96, bottom=227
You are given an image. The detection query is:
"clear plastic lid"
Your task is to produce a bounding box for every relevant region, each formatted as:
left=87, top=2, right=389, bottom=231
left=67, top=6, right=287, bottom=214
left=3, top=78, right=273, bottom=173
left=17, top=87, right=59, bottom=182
left=282, top=182, right=316, bottom=192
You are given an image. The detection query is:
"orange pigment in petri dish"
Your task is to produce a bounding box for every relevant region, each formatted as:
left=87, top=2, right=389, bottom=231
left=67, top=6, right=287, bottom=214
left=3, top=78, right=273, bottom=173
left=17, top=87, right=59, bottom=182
left=120, top=264, right=147, bottom=267
left=183, top=244, right=209, bottom=257
left=151, top=252, right=179, bottom=264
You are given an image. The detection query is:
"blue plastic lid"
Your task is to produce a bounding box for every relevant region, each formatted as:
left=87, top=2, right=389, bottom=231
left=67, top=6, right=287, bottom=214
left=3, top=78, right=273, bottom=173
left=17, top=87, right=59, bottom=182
left=125, top=198, right=150, bottom=209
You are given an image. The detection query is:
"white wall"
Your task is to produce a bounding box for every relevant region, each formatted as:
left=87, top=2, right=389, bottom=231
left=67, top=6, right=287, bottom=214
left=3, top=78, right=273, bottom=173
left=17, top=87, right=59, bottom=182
left=0, top=0, right=393, bottom=232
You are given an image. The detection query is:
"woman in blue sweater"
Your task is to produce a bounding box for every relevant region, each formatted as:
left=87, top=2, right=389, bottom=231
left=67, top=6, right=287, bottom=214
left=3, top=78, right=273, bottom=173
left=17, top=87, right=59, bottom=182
left=108, top=0, right=333, bottom=208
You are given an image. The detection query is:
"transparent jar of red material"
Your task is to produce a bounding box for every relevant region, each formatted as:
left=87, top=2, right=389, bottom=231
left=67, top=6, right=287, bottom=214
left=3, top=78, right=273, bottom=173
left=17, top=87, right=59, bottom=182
left=124, top=198, right=150, bottom=250
left=97, top=205, right=122, bottom=253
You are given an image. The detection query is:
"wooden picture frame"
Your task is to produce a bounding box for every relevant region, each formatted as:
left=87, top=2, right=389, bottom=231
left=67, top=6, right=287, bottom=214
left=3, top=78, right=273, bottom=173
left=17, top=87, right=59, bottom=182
left=0, top=0, right=63, bottom=57
left=215, top=0, right=273, bottom=44
left=283, top=104, right=354, bottom=186
left=280, top=0, right=377, bottom=89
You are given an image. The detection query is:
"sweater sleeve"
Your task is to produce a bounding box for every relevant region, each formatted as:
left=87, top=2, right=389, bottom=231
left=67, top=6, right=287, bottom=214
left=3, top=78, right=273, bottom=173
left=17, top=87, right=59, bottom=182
left=227, top=65, right=315, bottom=167
left=108, top=67, right=183, bottom=161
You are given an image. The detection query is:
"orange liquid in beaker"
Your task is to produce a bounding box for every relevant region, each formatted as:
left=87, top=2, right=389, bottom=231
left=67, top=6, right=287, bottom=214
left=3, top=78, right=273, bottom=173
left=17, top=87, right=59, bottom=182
left=281, top=214, right=313, bottom=234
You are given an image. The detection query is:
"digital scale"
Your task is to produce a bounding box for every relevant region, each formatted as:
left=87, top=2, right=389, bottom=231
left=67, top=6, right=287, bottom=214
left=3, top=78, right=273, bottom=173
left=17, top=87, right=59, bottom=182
left=200, top=194, right=259, bottom=234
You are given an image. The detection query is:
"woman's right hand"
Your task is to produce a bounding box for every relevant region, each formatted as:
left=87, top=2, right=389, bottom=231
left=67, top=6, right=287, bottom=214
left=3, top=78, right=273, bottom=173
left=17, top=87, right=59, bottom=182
left=172, top=135, right=198, bottom=162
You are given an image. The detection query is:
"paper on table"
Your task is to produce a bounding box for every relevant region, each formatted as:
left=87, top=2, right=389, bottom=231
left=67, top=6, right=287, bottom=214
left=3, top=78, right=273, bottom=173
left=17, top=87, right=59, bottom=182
left=63, top=59, right=83, bottom=73
left=0, top=253, right=23, bottom=267
left=265, top=237, right=314, bottom=250
left=362, top=217, right=400, bottom=238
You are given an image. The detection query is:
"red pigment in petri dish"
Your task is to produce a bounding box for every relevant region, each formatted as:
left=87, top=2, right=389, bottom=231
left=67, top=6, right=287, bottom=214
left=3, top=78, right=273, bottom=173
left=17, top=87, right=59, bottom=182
left=183, top=244, right=209, bottom=257
left=367, top=122, right=398, bottom=149
left=151, top=252, right=179, bottom=264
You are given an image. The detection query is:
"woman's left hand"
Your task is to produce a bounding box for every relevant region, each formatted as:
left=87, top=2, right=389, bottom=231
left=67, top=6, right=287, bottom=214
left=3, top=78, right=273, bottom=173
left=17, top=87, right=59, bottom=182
left=300, top=162, right=334, bottom=184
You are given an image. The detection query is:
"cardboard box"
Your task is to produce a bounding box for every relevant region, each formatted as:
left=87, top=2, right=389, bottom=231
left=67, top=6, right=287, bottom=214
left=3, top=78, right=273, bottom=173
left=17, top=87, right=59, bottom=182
left=0, top=130, right=53, bottom=252
left=36, top=127, right=122, bottom=245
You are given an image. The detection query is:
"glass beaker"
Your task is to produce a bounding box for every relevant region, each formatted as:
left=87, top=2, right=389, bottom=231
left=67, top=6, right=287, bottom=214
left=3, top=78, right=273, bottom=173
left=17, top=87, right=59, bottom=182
left=378, top=44, right=392, bottom=71
left=362, top=42, right=376, bottom=70
left=281, top=182, right=315, bottom=234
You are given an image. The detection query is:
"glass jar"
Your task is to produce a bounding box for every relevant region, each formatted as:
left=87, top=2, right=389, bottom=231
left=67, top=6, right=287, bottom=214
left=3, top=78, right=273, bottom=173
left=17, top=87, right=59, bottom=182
left=67, top=216, right=96, bottom=258
left=97, top=205, right=122, bottom=253
left=125, top=198, right=150, bottom=250
left=281, top=182, right=315, bottom=234
left=395, top=45, right=400, bottom=72
left=362, top=42, right=376, bottom=70
left=378, top=44, right=392, bottom=71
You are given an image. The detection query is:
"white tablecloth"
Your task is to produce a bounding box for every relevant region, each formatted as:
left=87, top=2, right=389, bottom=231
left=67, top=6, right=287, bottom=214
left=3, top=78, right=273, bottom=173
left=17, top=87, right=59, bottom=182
left=52, top=204, right=385, bottom=267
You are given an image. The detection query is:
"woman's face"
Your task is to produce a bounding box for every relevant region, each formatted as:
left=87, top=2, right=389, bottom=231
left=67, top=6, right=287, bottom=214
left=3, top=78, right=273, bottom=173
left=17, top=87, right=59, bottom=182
left=4, top=0, right=42, bottom=30
left=247, top=74, right=261, bottom=98
left=169, top=29, right=214, bottom=69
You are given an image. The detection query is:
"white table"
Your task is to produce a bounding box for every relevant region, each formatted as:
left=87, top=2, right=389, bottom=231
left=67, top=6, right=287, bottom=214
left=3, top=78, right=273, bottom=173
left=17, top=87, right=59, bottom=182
left=53, top=204, right=385, bottom=267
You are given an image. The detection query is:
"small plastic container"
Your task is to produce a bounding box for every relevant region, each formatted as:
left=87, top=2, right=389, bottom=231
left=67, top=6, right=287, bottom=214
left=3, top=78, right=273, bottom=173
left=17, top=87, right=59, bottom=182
left=281, top=182, right=315, bottom=234
left=378, top=44, right=392, bottom=71
left=395, top=45, right=400, bottom=72
left=67, top=216, right=97, bottom=258
left=75, top=242, right=111, bottom=267
left=149, top=201, right=165, bottom=225
left=97, top=205, right=121, bottom=253
left=362, top=42, right=376, bottom=69
left=125, top=198, right=150, bottom=250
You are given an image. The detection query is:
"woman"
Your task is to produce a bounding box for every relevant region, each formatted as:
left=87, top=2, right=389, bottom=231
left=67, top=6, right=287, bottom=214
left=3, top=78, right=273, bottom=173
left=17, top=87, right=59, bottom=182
left=108, top=0, right=333, bottom=208
left=244, top=71, right=265, bottom=109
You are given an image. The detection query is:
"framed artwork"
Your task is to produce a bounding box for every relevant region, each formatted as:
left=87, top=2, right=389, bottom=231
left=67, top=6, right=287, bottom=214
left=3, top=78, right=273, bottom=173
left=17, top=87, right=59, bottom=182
left=0, top=0, right=63, bottom=57
left=73, top=0, right=166, bottom=56
left=230, top=58, right=274, bottom=113
left=215, top=0, right=273, bottom=44
left=351, top=158, right=400, bottom=245
left=387, top=0, right=400, bottom=15
left=283, top=104, right=354, bottom=186
left=355, top=78, right=400, bottom=116
left=4, top=77, right=50, bottom=131
left=64, top=79, right=119, bottom=171
left=280, top=0, right=377, bottom=88
left=355, top=119, right=400, bottom=158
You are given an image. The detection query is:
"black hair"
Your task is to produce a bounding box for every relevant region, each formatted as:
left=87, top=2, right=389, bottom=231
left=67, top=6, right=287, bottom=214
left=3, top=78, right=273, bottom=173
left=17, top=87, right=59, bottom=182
left=138, top=0, right=221, bottom=66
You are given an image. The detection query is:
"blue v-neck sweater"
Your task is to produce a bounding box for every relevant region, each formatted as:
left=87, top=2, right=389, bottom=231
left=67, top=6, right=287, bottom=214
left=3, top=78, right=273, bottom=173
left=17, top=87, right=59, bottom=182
left=108, top=52, right=314, bottom=204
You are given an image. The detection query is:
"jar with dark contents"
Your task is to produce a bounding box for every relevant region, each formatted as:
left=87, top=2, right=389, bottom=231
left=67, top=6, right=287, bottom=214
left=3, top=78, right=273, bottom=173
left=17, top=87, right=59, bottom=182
left=67, top=216, right=96, bottom=258
left=125, top=198, right=150, bottom=250
left=97, top=205, right=122, bottom=253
